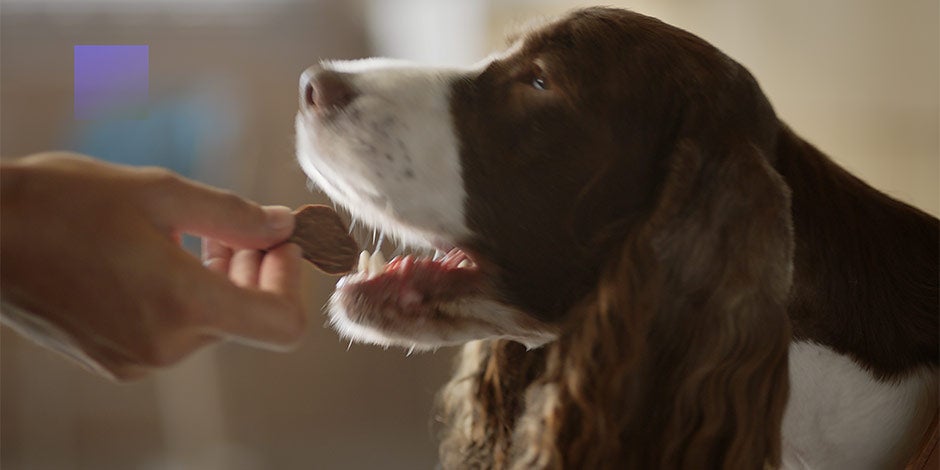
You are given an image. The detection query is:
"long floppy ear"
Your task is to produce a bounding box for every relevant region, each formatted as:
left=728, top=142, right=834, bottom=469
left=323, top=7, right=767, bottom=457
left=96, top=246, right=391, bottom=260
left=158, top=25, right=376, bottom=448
left=436, top=339, right=547, bottom=470
left=511, top=136, right=794, bottom=469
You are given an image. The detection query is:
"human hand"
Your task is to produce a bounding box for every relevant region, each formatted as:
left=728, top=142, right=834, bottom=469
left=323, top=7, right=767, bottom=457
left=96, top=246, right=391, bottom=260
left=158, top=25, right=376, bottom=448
left=0, top=152, right=308, bottom=380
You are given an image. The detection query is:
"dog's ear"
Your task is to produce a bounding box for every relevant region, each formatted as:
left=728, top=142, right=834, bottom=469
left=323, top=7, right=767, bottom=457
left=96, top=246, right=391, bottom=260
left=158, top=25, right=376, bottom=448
left=513, top=134, right=795, bottom=469
left=436, top=340, right=547, bottom=470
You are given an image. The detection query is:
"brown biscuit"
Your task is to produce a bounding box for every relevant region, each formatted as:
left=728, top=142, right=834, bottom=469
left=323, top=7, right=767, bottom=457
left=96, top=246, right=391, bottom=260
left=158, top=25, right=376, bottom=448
left=286, top=204, right=359, bottom=275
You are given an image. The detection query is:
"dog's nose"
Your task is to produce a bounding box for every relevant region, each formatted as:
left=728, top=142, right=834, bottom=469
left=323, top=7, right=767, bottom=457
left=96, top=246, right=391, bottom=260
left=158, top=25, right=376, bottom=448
left=300, top=65, right=356, bottom=113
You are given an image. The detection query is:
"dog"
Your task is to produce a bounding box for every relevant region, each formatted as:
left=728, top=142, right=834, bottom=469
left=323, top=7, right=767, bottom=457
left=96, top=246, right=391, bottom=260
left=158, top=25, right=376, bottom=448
left=295, top=7, right=938, bottom=469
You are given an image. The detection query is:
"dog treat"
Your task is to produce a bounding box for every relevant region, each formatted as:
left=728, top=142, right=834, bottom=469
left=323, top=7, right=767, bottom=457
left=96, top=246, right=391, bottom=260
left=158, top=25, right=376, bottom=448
left=285, top=204, right=359, bottom=275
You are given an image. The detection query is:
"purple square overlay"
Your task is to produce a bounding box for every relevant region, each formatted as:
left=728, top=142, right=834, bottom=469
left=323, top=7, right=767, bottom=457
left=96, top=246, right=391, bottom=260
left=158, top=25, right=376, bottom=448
left=74, top=45, right=149, bottom=120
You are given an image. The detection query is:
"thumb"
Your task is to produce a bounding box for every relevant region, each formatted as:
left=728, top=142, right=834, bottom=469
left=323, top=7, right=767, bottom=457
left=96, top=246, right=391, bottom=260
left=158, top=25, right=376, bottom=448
left=149, top=175, right=294, bottom=249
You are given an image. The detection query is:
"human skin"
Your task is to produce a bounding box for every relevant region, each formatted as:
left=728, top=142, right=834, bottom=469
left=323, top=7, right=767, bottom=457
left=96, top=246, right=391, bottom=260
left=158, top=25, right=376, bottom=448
left=1, top=152, right=309, bottom=380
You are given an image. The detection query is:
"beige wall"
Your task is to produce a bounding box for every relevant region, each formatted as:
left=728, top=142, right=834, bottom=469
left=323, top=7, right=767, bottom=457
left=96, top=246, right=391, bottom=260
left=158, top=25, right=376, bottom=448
left=490, top=0, right=939, bottom=217
left=1, top=1, right=937, bottom=470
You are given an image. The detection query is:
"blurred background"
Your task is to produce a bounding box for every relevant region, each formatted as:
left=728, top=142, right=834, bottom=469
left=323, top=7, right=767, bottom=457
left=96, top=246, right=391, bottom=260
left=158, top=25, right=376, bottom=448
left=1, top=0, right=936, bottom=468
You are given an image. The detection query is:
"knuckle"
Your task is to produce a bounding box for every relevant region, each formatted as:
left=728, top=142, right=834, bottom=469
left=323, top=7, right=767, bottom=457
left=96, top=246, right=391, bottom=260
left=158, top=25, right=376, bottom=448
left=137, top=167, right=183, bottom=211
left=137, top=341, right=178, bottom=368
left=139, top=166, right=180, bottom=188
left=216, top=188, right=242, bottom=205
left=219, top=190, right=258, bottom=217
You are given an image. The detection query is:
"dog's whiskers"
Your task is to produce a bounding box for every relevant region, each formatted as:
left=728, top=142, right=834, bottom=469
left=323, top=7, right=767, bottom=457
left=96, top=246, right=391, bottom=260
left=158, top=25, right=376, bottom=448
left=376, top=231, right=386, bottom=252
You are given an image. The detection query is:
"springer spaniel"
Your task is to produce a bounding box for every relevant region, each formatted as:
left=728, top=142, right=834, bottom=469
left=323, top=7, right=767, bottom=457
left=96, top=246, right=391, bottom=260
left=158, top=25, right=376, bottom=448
left=295, top=8, right=938, bottom=469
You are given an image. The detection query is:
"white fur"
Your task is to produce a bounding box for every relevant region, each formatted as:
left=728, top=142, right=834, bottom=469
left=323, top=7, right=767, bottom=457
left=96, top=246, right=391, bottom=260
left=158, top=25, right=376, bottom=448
left=296, top=59, right=471, bottom=251
left=326, top=293, right=559, bottom=352
left=782, top=341, right=938, bottom=469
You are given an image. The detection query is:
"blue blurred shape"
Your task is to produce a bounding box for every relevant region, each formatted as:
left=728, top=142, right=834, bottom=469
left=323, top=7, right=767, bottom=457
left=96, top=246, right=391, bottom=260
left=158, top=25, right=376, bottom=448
left=67, top=88, right=237, bottom=179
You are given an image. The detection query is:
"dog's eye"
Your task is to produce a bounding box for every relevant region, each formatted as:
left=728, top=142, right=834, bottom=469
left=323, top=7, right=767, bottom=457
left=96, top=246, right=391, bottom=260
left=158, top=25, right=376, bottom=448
left=531, top=77, right=548, bottom=91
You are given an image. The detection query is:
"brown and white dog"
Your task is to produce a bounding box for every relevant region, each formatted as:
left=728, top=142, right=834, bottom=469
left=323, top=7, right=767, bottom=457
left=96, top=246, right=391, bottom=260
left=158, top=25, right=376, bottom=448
left=295, top=7, right=938, bottom=469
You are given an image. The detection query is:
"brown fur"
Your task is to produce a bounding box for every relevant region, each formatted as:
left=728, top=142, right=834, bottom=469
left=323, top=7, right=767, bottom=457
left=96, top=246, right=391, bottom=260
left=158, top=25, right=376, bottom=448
left=436, top=7, right=937, bottom=469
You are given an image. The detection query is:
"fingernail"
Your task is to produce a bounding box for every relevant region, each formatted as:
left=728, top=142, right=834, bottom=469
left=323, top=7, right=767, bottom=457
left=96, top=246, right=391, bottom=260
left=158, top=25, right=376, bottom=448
left=263, top=205, right=294, bottom=231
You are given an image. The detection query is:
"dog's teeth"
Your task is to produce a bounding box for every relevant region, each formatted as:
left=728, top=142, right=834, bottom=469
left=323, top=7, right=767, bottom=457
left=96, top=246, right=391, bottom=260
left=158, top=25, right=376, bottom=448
left=433, top=250, right=445, bottom=261
left=457, top=260, right=471, bottom=269
left=369, top=250, right=386, bottom=277
left=358, top=250, right=370, bottom=273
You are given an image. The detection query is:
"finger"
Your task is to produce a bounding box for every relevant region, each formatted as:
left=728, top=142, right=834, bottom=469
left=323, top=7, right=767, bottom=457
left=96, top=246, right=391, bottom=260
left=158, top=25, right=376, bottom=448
left=229, top=249, right=263, bottom=288
left=202, top=238, right=232, bottom=261
left=147, top=173, right=294, bottom=249
left=259, top=243, right=304, bottom=304
left=180, top=263, right=307, bottom=350
left=203, top=284, right=306, bottom=349
left=153, top=235, right=306, bottom=349
left=201, top=238, right=232, bottom=275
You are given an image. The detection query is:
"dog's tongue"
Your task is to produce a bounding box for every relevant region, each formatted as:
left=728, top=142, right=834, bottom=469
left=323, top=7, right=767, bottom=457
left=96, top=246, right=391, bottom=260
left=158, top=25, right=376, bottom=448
left=285, top=204, right=359, bottom=275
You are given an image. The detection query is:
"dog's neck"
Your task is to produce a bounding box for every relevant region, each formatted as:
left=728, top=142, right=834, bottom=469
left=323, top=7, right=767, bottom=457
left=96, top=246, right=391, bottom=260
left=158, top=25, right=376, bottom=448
left=772, top=124, right=938, bottom=379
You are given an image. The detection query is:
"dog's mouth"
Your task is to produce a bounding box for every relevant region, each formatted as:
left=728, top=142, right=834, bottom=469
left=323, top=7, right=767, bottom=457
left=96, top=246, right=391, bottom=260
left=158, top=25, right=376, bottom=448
left=306, top=181, right=561, bottom=349
left=336, top=246, right=486, bottom=310
left=324, top=224, right=552, bottom=351
left=297, top=60, right=561, bottom=349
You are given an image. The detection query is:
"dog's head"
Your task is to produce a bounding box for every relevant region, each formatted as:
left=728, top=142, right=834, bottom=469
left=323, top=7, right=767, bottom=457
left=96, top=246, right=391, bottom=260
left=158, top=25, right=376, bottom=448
left=296, top=6, right=789, bottom=347
left=298, top=7, right=795, bottom=467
